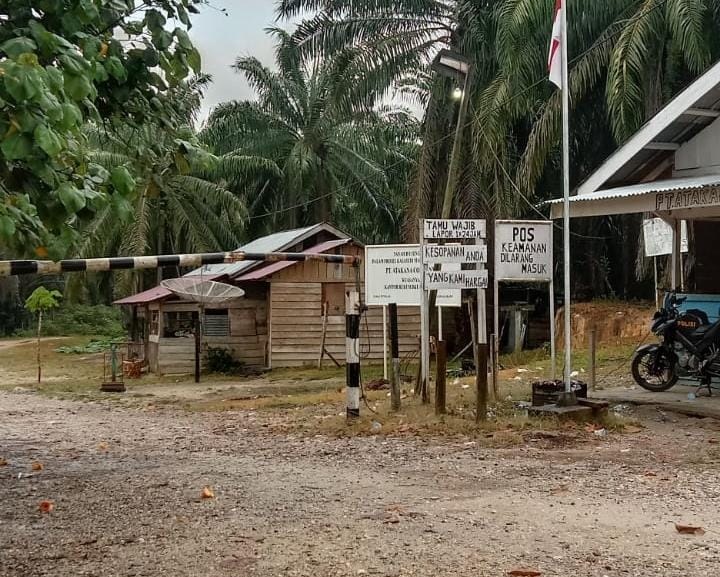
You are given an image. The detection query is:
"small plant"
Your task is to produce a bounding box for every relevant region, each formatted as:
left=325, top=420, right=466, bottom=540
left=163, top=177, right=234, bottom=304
left=206, top=346, right=243, bottom=375
left=24, top=287, right=62, bottom=384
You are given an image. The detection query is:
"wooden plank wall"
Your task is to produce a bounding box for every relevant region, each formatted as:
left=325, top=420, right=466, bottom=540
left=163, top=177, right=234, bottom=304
left=270, top=282, right=420, bottom=367
left=156, top=297, right=268, bottom=374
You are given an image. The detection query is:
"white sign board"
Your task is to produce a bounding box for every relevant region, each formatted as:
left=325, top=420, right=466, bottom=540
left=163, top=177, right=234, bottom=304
left=423, top=244, right=487, bottom=264
left=423, top=219, right=486, bottom=239
left=364, top=245, right=460, bottom=306
left=437, top=262, right=462, bottom=308
left=495, top=221, right=553, bottom=281
left=643, top=218, right=688, bottom=257
left=424, top=269, right=489, bottom=290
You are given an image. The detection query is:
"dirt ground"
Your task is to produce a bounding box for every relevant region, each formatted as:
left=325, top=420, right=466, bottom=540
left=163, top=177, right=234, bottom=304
left=2, top=387, right=720, bottom=577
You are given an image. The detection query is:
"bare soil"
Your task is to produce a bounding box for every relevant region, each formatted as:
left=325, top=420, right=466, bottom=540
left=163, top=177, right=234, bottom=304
left=2, top=390, right=720, bottom=577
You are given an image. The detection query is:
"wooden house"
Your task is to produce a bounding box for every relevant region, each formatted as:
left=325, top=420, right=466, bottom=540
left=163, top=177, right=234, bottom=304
left=115, top=224, right=421, bottom=374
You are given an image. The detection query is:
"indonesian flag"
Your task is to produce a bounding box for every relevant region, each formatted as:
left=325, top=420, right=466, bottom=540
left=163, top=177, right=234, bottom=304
left=548, top=0, right=563, bottom=89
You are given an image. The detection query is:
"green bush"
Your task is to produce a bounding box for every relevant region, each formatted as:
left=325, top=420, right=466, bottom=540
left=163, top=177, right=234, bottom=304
left=206, top=346, right=243, bottom=375
left=16, top=304, right=124, bottom=337
left=55, top=337, right=125, bottom=354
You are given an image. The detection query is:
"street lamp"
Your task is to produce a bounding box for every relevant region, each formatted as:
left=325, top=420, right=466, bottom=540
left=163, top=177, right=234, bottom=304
left=431, top=49, right=472, bottom=219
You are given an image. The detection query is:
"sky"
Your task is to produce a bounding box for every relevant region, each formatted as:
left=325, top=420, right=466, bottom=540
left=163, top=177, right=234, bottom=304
left=187, top=1, right=425, bottom=123
left=189, top=1, right=288, bottom=122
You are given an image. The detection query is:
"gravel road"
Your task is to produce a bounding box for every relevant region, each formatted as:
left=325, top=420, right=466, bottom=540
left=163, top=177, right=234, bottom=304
left=1, top=391, right=719, bottom=577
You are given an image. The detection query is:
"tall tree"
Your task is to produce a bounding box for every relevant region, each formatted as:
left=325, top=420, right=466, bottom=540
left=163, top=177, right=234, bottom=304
left=72, top=76, right=255, bottom=297
left=279, top=0, right=720, bottom=296
left=201, top=30, right=419, bottom=242
left=0, top=0, right=205, bottom=256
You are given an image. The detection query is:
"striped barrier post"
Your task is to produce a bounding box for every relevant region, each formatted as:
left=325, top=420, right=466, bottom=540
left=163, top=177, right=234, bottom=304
left=0, top=252, right=360, bottom=277
left=345, top=288, right=361, bottom=419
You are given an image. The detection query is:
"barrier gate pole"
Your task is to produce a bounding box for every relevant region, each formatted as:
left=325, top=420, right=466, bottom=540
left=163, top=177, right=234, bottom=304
left=345, top=289, right=361, bottom=418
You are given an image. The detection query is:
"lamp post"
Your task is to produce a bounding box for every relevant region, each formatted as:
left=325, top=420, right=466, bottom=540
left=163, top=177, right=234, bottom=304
left=431, top=49, right=472, bottom=219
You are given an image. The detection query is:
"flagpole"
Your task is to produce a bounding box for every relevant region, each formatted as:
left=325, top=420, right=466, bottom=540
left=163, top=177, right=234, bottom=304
left=561, top=0, right=572, bottom=394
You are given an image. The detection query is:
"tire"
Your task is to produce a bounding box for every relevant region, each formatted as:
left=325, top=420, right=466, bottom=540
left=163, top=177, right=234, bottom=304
left=631, top=347, right=678, bottom=392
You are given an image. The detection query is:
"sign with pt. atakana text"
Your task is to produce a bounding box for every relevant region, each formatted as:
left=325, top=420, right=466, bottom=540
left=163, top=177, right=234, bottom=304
left=364, top=245, right=460, bottom=306
left=495, top=221, right=553, bottom=281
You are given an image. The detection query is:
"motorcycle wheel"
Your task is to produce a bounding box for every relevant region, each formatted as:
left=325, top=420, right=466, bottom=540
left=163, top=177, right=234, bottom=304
left=631, top=348, right=678, bottom=392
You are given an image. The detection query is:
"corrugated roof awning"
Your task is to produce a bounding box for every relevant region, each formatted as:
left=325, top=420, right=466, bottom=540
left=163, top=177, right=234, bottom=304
left=548, top=175, right=720, bottom=219
left=235, top=239, right=352, bottom=281
left=114, top=286, right=172, bottom=306
left=114, top=275, right=221, bottom=305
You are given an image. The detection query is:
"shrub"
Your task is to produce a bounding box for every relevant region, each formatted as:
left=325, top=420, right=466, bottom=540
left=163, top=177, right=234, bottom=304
left=206, top=346, right=243, bottom=375
left=16, top=304, right=124, bottom=337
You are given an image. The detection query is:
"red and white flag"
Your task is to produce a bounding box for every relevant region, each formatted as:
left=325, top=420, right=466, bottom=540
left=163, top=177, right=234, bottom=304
left=548, top=0, right=563, bottom=89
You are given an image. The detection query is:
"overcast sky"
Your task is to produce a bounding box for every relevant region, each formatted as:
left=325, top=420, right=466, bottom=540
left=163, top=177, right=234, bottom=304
left=187, top=1, right=424, bottom=123
left=189, top=1, right=288, bottom=122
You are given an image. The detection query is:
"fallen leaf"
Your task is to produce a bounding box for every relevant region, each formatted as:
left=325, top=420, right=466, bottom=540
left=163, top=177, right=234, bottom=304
left=34, top=246, right=48, bottom=258
left=643, top=470, right=657, bottom=477
left=0, top=458, right=7, bottom=466
left=201, top=486, right=215, bottom=499
left=38, top=500, right=54, bottom=513
left=675, top=524, right=705, bottom=535
left=624, top=425, right=643, bottom=434
left=508, top=570, right=542, bottom=577
left=31, top=462, right=43, bottom=471
left=97, top=442, right=108, bottom=451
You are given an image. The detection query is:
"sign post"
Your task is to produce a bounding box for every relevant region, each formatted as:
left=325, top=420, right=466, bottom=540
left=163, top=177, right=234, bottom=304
left=643, top=217, right=688, bottom=306
left=422, top=219, right=487, bottom=417
left=365, top=243, right=460, bottom=397
left=494, top=221, right=554, bottom=379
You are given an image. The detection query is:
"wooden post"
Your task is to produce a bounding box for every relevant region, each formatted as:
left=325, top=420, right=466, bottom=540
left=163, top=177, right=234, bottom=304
left=345, top=289, right=361, bottom=419
left=194, top=312, right=201, bottom=384
left=388, top=303, right=401, bottom=412
left=477, top=343, right=488, bottom=422
left=435, top=340, right=447, bottom=415
left=318, top=302, right=328, bottom=369
left=36, top=310, right=42, bottom=384
left=589, top=326, right=597, bottom=391
left=491, top=333, right=498, bottom=399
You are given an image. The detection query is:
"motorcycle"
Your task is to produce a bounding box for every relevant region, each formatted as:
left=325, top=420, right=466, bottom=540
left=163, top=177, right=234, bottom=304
left=631, top=293, right=720, bottom=392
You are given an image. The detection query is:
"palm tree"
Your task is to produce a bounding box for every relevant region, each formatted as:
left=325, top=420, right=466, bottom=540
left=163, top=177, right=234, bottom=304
left=278, top=0, right=720, bottom=296
left=72, top=77, right=253, bottom=296
left=200, top=30, right=420, bottom=242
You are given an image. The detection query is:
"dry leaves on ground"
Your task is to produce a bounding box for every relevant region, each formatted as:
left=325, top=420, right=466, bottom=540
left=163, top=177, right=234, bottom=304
left=38, top=500, right=54, bottom=513
left=507, top=570, right=542, bottom=577
left=0, top=458, right=7, bottom=466
left=675, top=524, right=705, bottom=536
left=31, top=462, right=43, bottom=471
left=201, top=486, right=215, bottom=499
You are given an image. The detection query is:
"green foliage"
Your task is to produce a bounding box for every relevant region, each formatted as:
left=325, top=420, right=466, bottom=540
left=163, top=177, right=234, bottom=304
left=18, top=304, right=123, bottom=337
left=55, top=337, right=123, bottom=354
left=71, top=75, right=251, bottom=296
left=206, top=346, right=244, bottom=374
left=24, top=286, right=62, bottom=314
left=0, top=0, right=205, bottom=255
left=201, top=30, right=419, bottom=242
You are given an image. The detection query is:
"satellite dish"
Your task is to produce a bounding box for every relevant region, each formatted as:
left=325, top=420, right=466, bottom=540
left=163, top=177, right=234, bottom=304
left=161, top=278, right=245, bottom=305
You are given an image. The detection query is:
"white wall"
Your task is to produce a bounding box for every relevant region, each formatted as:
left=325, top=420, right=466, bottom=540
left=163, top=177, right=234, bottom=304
left=675, top=116, right=720, bottom=174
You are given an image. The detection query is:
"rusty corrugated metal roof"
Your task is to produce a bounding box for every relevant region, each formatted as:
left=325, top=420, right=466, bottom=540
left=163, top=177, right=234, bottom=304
left=235, top=239, right=352, bottom=281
